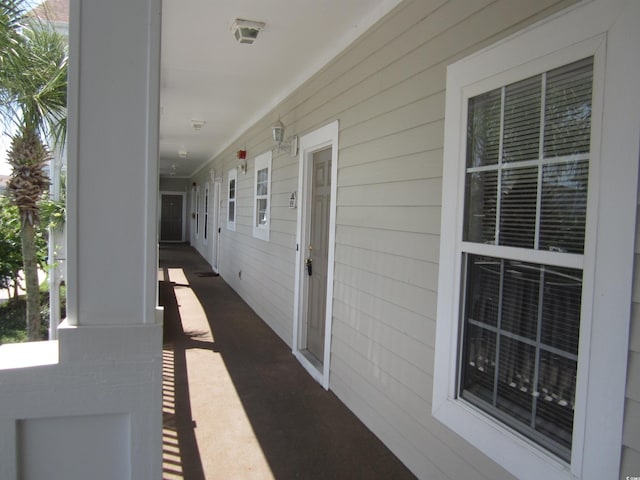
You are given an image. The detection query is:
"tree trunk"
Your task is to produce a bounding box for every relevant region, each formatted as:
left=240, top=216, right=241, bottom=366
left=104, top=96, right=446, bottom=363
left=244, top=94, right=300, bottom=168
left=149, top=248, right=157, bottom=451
left=12, top=270, right=20, bottom=298
left=21, top=221, right=41, bottom=340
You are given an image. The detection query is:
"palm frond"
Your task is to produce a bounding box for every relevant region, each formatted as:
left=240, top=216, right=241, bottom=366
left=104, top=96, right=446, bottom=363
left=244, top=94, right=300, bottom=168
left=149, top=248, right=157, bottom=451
left=0, top=13, right=67, bottom=148
left=0, top=0, right=27, bottom=40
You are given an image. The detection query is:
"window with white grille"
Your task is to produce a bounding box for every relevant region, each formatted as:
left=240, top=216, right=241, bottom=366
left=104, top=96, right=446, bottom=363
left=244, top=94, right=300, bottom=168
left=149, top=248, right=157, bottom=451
left=227, top=168, right=237, bottom=231
left=195, top=186, right=200, bottom=238
left=459, top=58, right=592, bottom=461
left=253, top=151, right=271, bottom=241
left=203, top=184, right=209, bottom=243
left=432, top=2, right=637, bottom=479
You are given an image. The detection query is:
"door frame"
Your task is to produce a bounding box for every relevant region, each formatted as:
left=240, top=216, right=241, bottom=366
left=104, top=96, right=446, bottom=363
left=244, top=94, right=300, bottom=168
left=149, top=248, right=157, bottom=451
left=211, top=176, right=222, bottom=273
left=292, top=120, right=339, bottom=390
left=159, top=191, right=186, bottom=242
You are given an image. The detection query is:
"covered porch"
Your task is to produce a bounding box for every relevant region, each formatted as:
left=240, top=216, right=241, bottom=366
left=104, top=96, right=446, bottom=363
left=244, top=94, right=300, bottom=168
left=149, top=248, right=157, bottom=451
left=159, top=244, right=415, bottom=479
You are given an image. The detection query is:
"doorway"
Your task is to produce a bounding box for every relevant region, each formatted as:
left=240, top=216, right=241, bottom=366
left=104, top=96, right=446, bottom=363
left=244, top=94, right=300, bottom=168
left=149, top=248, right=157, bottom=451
left=305, top=148, right=331, bottom=362
left=160, top=192, right=186, bottom=242
left=211, top=178, right=222, bottom=272
left=293, top=121, right=339, bottom=389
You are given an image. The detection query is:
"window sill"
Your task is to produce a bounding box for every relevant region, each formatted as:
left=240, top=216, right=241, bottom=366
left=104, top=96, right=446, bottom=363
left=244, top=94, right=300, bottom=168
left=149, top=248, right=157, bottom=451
left=433, top=396, right=574, bottom=480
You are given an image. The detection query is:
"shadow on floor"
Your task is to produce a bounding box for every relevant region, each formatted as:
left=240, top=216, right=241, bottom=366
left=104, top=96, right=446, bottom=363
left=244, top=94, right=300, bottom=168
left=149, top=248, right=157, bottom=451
left=161, top=278, right=206, bottom=480
left=159, top=244, right=417, bottom=480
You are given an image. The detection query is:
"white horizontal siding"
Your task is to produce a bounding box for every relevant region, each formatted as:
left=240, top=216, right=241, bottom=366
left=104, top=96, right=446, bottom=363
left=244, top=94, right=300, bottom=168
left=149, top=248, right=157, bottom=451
left=332, top=280, right=435, bottom=345
left=336, top=225, right=441, bottom=263
left=622, top=447, right=640, bottom=480
left=334, top=244, right=438, bottom=292
left=191, top=0, right=579, bottom=478
left=338, top=178, right=443, bottom=207
left=624, top=242, right=640, bottom=476
left=334, top=263, right=437, bottom=320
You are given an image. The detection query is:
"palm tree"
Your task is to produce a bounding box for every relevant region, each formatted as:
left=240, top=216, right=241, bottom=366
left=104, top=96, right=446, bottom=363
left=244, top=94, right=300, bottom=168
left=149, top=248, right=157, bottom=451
left=0, top=0, right=67, bottom=340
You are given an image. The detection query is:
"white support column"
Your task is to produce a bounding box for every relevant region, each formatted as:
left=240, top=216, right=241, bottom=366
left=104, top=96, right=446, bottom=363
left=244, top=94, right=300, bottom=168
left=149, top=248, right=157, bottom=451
left=0, top=0, right=163, bottom=479
left=66, top=0, right=161, bottom=327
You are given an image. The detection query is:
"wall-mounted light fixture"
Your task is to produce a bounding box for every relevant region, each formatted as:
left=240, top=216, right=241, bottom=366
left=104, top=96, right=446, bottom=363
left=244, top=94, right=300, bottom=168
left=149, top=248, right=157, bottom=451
left=178, top=149, right=188, bottom=158
left=271, top=119, right=298, bottom=156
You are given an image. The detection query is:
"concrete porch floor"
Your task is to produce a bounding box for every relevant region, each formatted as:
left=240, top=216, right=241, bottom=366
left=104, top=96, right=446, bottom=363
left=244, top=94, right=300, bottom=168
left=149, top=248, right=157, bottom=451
left=159, top=244, right=417, bottom=480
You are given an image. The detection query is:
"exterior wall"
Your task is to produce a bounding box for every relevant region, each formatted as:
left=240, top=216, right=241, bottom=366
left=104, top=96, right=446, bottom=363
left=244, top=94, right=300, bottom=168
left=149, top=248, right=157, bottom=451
left=192, top=148, right=298, bottom=343
left=625, top=197, right=640, bottom=475
left=160, top=177, right=189, bottom=192
left=189, top=1, right=640, bottom=479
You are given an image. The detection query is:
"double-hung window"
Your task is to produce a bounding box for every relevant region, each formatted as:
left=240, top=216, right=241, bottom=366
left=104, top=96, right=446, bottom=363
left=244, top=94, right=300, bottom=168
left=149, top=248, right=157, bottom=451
left=195, top=186, right=200, bottom=238
left=253, top=151, right=272, bottom=241
left=432, top=2, right=638, bottom=479
left=227, top=168, right=237, bottom=231
left=460, top=57, right=591, bottom=462
left=203, top=184, right=209, bottom=243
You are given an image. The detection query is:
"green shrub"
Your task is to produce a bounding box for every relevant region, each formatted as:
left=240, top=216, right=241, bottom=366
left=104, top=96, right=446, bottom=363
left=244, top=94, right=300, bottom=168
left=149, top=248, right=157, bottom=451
left=0, top=287, right=65, bottom=344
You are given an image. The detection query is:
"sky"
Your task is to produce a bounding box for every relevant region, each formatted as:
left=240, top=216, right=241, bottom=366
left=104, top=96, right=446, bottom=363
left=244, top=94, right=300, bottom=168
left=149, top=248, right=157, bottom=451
left=0, top=1, right=51, bottom=177
left=0, top=134, right=11, bottom=176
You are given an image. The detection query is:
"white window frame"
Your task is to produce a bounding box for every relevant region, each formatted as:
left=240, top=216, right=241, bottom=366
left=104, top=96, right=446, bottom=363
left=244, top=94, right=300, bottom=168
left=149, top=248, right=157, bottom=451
left=195, top=185, right=200, bottom=239
left=227, top=168, right=237, bottom=231
left=252, top=151, right=272, bottom=241
left=203, top=182, right=209, bottom=244
left=432, top=2, right=639, bottom=480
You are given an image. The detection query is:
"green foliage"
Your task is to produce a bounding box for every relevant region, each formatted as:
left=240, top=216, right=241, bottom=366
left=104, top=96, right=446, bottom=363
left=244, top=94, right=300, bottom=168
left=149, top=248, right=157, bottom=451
left=0, top=286, right=65, bottom=344
left=0, top=0, right=68, bottom=340
left=0, top=193, right=51, bottom=296
left=0, top=194, right=22, bottom=292
left=39, top=188, right=65, bottom=230
left=0, top=298, right=29, bottom=343
left=0, top=2, right=68, bottom=148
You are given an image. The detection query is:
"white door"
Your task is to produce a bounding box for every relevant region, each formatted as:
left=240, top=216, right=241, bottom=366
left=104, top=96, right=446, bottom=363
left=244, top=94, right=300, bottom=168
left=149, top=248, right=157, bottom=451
left=305, top=148, right=332, bottom=362
left=293, top=120, right=339, bottom=389
left=211, top=179, right=221, bottom=272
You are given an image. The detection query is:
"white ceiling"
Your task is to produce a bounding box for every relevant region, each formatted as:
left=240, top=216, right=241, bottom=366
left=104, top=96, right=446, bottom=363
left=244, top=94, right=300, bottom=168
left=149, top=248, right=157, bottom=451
left=159, top=0, right=402, bottom=178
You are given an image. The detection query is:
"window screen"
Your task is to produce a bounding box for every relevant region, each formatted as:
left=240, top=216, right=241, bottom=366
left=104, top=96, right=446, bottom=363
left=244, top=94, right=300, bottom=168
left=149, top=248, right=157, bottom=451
left=459, top=57, right=593, bottom=461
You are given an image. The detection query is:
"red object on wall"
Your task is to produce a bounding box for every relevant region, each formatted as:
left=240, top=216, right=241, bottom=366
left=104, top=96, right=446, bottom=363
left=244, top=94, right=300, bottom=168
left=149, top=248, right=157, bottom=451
left=237, top=149, right=247, bottom=160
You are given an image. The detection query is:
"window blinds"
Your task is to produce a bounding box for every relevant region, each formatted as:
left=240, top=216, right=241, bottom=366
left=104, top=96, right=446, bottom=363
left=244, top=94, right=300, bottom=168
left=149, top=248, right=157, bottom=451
left=463, top=57, right=593, bottom=254
left=459, top=57, right=594, bottom=462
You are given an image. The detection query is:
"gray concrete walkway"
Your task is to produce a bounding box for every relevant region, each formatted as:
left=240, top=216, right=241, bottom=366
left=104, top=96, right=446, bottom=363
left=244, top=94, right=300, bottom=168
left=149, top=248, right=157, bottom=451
left=159, top=244, right=416, bottom=480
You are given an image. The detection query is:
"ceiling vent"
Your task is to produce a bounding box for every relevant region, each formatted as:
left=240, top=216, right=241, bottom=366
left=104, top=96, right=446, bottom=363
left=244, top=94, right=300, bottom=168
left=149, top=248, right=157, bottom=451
left=231, top=19, right=265, bottom=44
